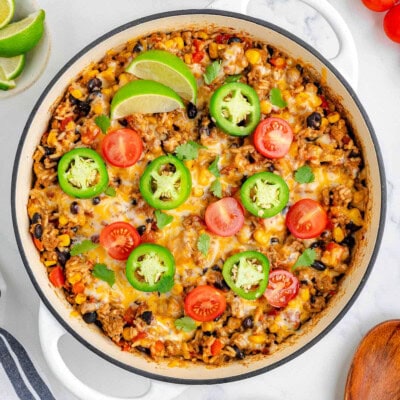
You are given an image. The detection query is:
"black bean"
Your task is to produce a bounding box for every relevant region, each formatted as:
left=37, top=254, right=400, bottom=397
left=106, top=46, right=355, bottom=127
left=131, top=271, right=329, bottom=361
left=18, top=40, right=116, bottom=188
left=70, top=201, right=79, bottom=214
left=341, top=235, right=356, bottom=248
left=233, top=345, right=245, bottom=360
left=34, top=224, right=43, bottom=239
left=145, top=218, right=153, bottom=224
left=346, top=221, right=362, bottom=233
left=56, top=250, right=70, bottom=267
left=349, top=150, right=360, bottom=159
left=295, top=64, right=304, bottom=73
left=131, top=198, right=138, bottom=206
left=140, top=311, right=153, bottom=325
left=136, top=346, right=150, bottom=355
left=69, top=94, right=79, bottom=105
left=311, top=260, right=327, bottom=271
left=172, top=124, right=180, bottom=131
left=86, top=90, right=102, bottom=103
left=82, top=311, right=97, bottom=324
left=31, top=212, right=41, bottom=224
left=300, top=279, right=308, bottom=285
left=203, top=331, right=213, bottom=337
left=94, top=319, right=103, bottom=329
left=270, top=237, right=279, bottom=244
left=119, top=119, right=128, bottom=127
left=242, top=316, right=254, bottom=329
left=137, top=225, right=146, bottom=236
left=92, top=197, right=100, bottom=205
left=76, top=100, right=91, bottom=116
left=310, top=295, right=316, bottom=304
left=199, top=126, right=210, bottom=136
left=133, top=42, right=143, bottom=53
left=211, top=265, right=222, bottom=272
left=87, top=78, right=102, bottom=92
left=228, top=36, right=242, bottom=44
left=214, top=280, right=229, bottom=292
left=91, top=234, right=100, bottom=244
left=44, top=146, right=55, bottom=156
left=241, top=175, right=248, bottom=185
left=306, top=112, right=322, bottom=129
left=267, top=164, right=275, bottom=172
left=310, top=240, right=325, bottom=249
left=187, top=102, right=198, bottom=119
left=266, top=45, right=274, bottom=56
left=202, top=267, right=208, bottom=274
left=247, top=153, right=256, bottom=164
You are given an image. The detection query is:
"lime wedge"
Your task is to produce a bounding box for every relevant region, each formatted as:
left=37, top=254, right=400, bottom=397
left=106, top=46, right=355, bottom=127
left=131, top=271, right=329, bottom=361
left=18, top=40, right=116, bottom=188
left=126, top=50, right=197, bottom=104
left=0, top=9, right=45, bottom=57
left=111, top=79, right=184, bottom=119
left=0, top=53, right=25, bottom=79
left=0, top=0, right=14, bottom=29
left=0, top=67, right=15, bottom=90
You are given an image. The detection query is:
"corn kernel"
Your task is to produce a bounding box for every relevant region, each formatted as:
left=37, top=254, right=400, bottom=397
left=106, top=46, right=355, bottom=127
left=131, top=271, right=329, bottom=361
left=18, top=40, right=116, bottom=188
left=70, top=89, right=82, bottom=99
left=118, top=73, right=131, bottom=86
left=174, top=37, right=184, bottom=50
left=333, top=226, right=345, bottom=243
left=269, top=323, right=279, bottom=333
left=165, top=39, right=174, bottom=49
left=295, top=92, right=309, bottom=106
left=102, top=88, right=113, bottom=97
left=249, top=334, right=267, bottom=344
left=320, top=117, right=329, bottom=130
left=85, top=69, right=99, bottom=80
left=47, top=130, right=58, bottom=147
left=245, top=49, right=261, bottom=65
left=92, top=103, right=103, bottom=115
left=122, top=326, right=136, bottom=341
left=65, top=120, right=75, bottom=131
left=171, top=283, right=183, bottom=295
left=327, top=112, right=340, bottom=124
left=254, top=229, right=269, bottom=246
left=209, top=42, right=219, bottom=59
left=197, top=31, right=208, bottom=39
left=348, top=208, right=363, bottom=226
left=168, top=359, right=180, bottom=367
left=58, top=234, right=71, bottom=247
left=68, top=273, right=82, bottom=285
left=44, top=260, right=57, bottom=267
left=70, top=310, right=80, bottom=318
left=198, top=169, right=211, bottom=186
left=353, top=190, right=364, bottom=204
left=300, top=288, right=310, bottom=302
left=184, top=53, right=192, bottom=64
left=185, top=160, right=194, bottom=169
left=75, top=293, right=86, bottom=305
left=193, top=187, right=204, bottom=197
left=101, top=68, right=115, bottom=81
left=277, top=80, right=288, bottom=91
left=202, top=322, right=214, bottom=332
left=309, top=93, right=322, bottom=107
left=260, top=100, right=272, bottom=114
left=237, top=226, right=251, bottom=245
left=59, top=215, right=68, bottom=226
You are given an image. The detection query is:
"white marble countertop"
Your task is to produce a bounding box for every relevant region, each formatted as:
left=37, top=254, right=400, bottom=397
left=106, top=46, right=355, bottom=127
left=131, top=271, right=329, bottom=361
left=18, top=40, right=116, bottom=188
left=1, top=0, right=399, bottom=399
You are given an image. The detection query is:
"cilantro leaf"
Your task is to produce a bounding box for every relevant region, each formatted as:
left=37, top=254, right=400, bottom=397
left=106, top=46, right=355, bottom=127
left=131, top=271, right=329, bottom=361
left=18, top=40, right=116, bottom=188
left=94, top=114, right=111, bottom=134
left=175, top=141, right=206, bottom=161
left=210, top=179, right=222, bottom=198
left=204, top=60, right=221, bottom=85
left=292, top=249, right=316, bottom=270
left=92, top=263, right=115, bottom=287
left=174, top=316, right=197, bottom=332
left=157, top=275, right=174, bottom=293
left=70, top=240, right=98, bottom=256
left=208, top=156, right=220, bottom=177
left=294, top=165, right=315, bottom=184
left=104, top=186, right=116, bottom=197
left=270, top=87, right=287, bottom=108
left=225, top=74, right=241, bottom=83
left=197, top=233, right=210, bottom=256
left=155, top=210, right=173, bottom=229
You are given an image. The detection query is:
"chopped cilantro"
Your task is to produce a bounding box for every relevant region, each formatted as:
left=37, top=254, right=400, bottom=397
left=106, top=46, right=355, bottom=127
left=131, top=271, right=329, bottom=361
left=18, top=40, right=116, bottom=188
left=197, top=233, right=210, bottom=256
left=155, top=210, right=173, bottom=229
left=225, top=74, right=241, bottom=83
left=294, top=165, right=315, bottom=184
left=210, top=179, right=222, bottom=198
left=204, top=60, right=221, bottom=85
left=94, top=114, right=111, bottom=134
left=104, top=186, right=116, bottom=197
left=175, top=141, right=206, bottom=161
left=92, top=263, right=115, bottom=287
left=70, top=240, right=98, bottom=256
left=174, top=316, right=197, bottom=332
left=157, top=275, right=174, bottom=293
left=270, top=87, right=287, bottom=108
left=292, top=249, right=316, bottom=270
left=208, top=156, right=220, bottom=177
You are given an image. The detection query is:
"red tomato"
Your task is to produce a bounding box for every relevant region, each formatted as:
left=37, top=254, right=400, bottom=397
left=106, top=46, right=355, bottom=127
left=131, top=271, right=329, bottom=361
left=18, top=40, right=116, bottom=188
left=192, top=51, right=204, bottom=63
left=253, top=117, right=293, bottom=159
left=184, top=285, right=226, bottom=322
left=49, top=266, right=65, bottom=288
left=100, top=221, right=140, bottom=260
left=384, top=4, right=400, bottom=42
left=210, top=339, right=223, bottom=356
left=362, top=0, right=396, bottom=11
left=264, top=269, right=299, bottom=308
left=102, top=129, right=143, bottom=168
left=286, top=199, right=328, bottom=239
left=205, top=197, right=244, bottom=237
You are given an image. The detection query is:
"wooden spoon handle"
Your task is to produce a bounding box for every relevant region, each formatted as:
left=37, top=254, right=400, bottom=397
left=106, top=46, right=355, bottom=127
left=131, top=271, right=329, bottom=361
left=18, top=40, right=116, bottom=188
left=345, top=320, right=400, bottom=400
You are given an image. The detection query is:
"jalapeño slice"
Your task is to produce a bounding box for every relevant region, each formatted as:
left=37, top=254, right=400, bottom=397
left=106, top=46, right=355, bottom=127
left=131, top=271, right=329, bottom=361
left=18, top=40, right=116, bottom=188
left=126, top=243, right=175, bottom=293
left=240, top=171, right=289, bottom=218
left=222, top=251, right=270, bottom=300
left=57, top=148, right=109, bottom=199
left=209, top=82, right=261, bottom=136
left=139, top=155, right=191, bottom=210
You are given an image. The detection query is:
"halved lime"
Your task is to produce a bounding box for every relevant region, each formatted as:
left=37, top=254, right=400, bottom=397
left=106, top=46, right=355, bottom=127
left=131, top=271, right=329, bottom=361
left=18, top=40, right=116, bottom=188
left=0, top=0, right=14, bottom=29
left=0, top=53, right=25, bottom=79
left=111, top=79, right=184, bottom=119
left=0, top=9, right=45, bottom=57
left=126, top=50, right=197, bottom=104
left=0, top=67, right=15, bottom=90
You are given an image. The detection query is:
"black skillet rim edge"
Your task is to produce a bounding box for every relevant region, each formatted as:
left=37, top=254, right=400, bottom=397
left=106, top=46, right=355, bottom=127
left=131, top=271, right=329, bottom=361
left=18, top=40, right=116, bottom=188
left=11, top=8, right=387, bottom=385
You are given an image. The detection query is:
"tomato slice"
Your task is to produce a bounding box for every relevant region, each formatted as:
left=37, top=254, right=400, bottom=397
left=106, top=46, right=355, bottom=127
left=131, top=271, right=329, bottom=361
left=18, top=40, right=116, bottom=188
left=205, top=197, right=244, bottom=237
left=100, top=221, right=140, bottom=260
left=264, top=269, right=299, bottom=308
left=286, top=199, right=328, bottom=239
left=101, top=129, right=143, bottom=168
left=253, top=117, right=293, bottom=159
left=362, top=0, right=396, bottom=12
left=384, top=4, right=400, bottom=43
left=184, top=285, right=226, bottom=322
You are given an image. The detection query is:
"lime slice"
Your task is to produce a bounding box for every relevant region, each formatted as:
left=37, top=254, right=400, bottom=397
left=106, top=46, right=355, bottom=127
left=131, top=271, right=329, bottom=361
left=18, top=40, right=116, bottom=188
left=0, top=67, right=15, bottom=90
left=0, top=53, right=25, bottom=79
left=0, top=0, right=14, bottom=29
left=111, top=79, right=185, bottom=119
left=126, top=50, right=197, bottom=104
left=0, top=9, right=45, bottom=57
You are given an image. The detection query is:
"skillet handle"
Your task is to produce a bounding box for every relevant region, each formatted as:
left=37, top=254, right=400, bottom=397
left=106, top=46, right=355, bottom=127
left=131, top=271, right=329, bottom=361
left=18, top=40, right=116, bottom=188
left=39, top=304, right=188, bottom=400
left=206, top=0, right=358, bottom=89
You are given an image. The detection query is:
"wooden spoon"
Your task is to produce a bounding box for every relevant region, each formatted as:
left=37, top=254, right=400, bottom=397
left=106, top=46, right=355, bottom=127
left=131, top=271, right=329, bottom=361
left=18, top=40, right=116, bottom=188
left=345, top=320, right=400, bottom=400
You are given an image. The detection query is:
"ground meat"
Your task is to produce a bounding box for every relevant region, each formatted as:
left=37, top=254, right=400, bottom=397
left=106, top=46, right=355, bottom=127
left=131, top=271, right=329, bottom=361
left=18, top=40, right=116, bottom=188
left=97, top=303, right=125, bottom=342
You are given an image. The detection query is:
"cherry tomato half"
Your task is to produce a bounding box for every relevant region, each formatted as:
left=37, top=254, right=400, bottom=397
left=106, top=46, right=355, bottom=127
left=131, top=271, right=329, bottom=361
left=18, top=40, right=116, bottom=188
left=264, top=269, right=299, bottom=308
left=205, top=197, right=245, bottom=237
left=100, top=221, right=141, bottom=260
left=49, top=266, right=65, bottom=288
left=184, top=285, right=226, bottom=322
left=253, top=117, right=293, bottom=159
left=361, top=0, right=396, bottom=12
left=286, top=199, right=328, bottom=239
left=102, top=129, right=143, bottom=168
left=384, top=4, right=400, bottom=43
